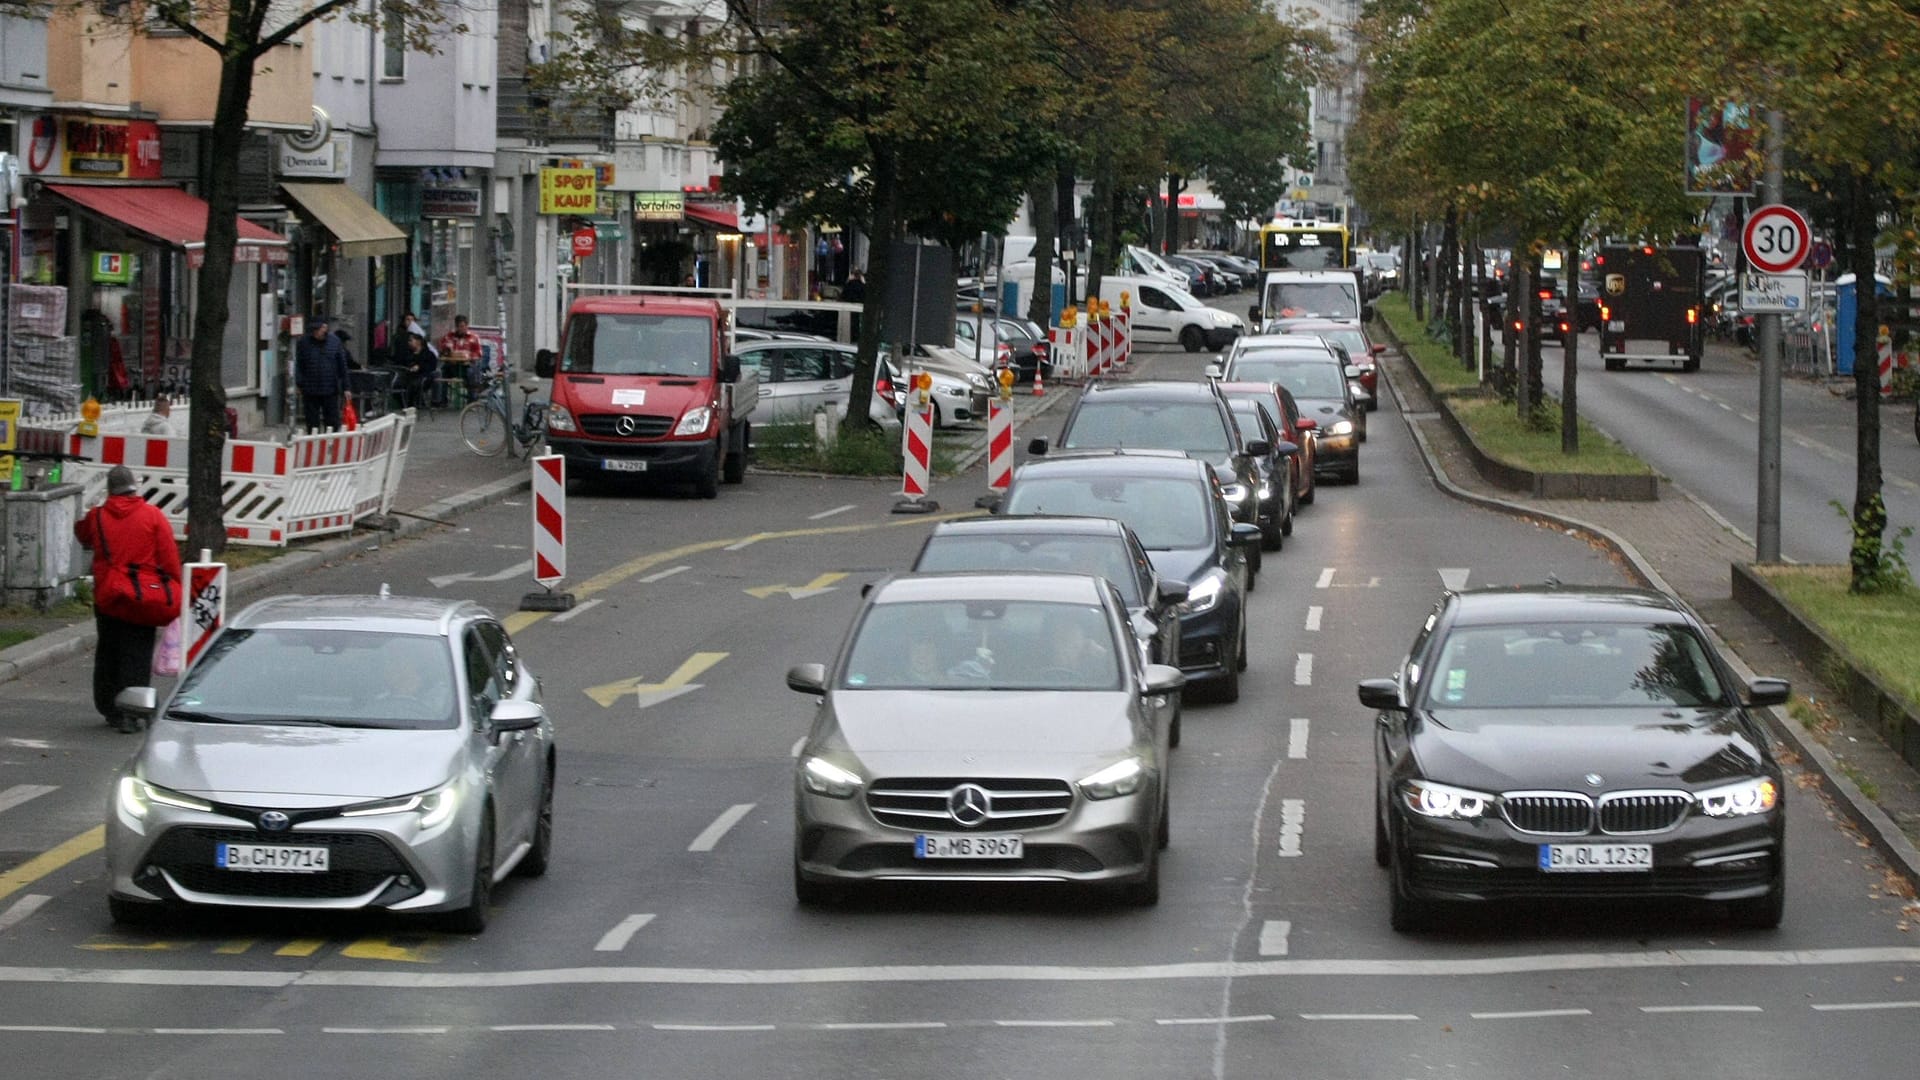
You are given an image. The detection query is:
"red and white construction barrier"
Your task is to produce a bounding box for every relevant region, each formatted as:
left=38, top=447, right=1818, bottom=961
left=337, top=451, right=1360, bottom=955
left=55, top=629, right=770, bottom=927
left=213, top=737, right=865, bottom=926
left=1117, top=296, right=1133, bottom=368
left=181, top=555, right=228, bottom=670
left=521, top=453, right=575, bottom=611
left=986, top=371, right=1016, bottom=493
left=1878, top=325, right=1894, bottom=396
left=1049, top=312, right=1086, bottom=382
left=893, top=372, right=938, bottom=513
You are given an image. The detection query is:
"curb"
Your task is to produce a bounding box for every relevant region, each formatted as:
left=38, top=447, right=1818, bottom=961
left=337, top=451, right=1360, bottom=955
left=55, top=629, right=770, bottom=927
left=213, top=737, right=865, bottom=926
left=0, top=471, right=533, bottom=690
left=1388, top=353, right=1920, bottom=892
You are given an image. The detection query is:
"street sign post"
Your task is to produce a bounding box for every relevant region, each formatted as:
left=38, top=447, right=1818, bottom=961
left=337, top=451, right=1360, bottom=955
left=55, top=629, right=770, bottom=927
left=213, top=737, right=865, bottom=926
left=1807, top=239, right=1834, bottom=271
left=1739, top=270, right=1809, bottom=314
left=571, top=226, right=597, bottom=260
left=1742, top=204, right=1810, bottom=274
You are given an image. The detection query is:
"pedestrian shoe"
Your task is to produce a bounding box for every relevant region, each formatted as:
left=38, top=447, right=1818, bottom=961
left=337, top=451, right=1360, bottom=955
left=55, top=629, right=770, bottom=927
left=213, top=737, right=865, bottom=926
left=113, top=712, right=145, bottom=734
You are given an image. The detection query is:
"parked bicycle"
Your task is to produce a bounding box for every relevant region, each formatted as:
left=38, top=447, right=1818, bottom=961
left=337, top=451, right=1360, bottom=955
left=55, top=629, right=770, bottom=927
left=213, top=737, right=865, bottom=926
left=461, top=373, right=550, bottom=458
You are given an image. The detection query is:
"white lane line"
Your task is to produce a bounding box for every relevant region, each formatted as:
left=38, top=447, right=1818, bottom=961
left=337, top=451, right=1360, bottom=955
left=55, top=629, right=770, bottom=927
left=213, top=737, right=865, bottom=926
left=1287, top=719, right=1309, bottom=760
left=491, top=1024, right=618, bottom=1032
left=153, top=1028, right=283, bottom=1035
left=639, top=565, right=691, bottom=584
left=1315, top=568, right=1335, bottom=589
left=1293, top=654, right=1312, bottom=686
left=994, top=1019, right=1117, bottom=1028
left=1276, top=799, right=1305, bottom=858
left=1471, top=1008, right=1592, bottom=1020
left=1437, top=568, right=1471, bottom=592
left=0, top=895, right=50, bottom=933
left=1718, top=402, right=1734, bottom=411
left=1156, top=1015, right=1274, bottom=1026
left=1639, top=1005, right=1762, bottom=1014
left=809, top=504, right=857, bottom=521
left=323, top=1026, right=451, bottom=1034
left=1258, top=920, right=1291, bottom=957
left=789, top=737, right=807, bottom=758
left=0, top=785, right=58, bottom=815
left=1810, top=1001, right=1920, bottom=1012
left=814, top=1022, right=946, bottom=1031
left=724, top=536, right=765, bottom=552
left=1304, top=605, right=1322, bottom=631
left=654, top=1023, right=777, bottom=1032
left=550, top=598, right=602, bottom=624
left=12, top=947, right=1920, bottom=988
left=429, top=560, right=533, bottom=589
left=0, top=738, right=51, bottom=750
left=1301, top=1013, right=1419, bottom=1021
left=0, top=1025, right=107, bottom=1034
left=594, top=914, right=657, bottom=953
left=688, top=803, right=756, bottom=852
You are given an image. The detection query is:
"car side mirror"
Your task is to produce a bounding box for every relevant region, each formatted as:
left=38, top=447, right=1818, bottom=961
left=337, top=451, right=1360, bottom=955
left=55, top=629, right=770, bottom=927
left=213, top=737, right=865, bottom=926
left=1372, top=343, right=1387, bottom=354
left=1245, top=439, right=1271, bottom=457
left=1295, top=417, right=1318, bottom=432
left=1275, top=439, right=1299, bottom=457
left=1248, top=305, right=1262, bottom=324
left=1153, top=578, right=1189, bottom=608
left=1357, top=678, right=1404, bottom=711
left=1362, top=304, right=1376, bottom=323
left=722, top=355, right=742, bottom=383
left=787, top=663, right=828, bottom=695
left=1344, top=364, right=1363, bottom=380
left=1745, top=676, right=1790, bottom=708
left=490, top=699, right=544, bottom=732
left=1204, top=363, right=1222, bottom=380
left=115, top=687, right=158, bottom=717
left=1230, top=522, right=1262, bottom=546
left=1027, top=436, right=1049, bottom=456
left=1143, top=664, right=1186, bottom=695
left=534, top=348, right=556, bottom=379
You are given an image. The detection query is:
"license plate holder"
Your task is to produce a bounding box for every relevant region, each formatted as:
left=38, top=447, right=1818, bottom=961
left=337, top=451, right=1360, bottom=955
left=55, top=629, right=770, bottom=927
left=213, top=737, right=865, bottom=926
left=1538, top=843, right=1652, bottom=872
left=217, top=843, right=330, bottom=873
left=602, top=459, right=648, bottom=472
left=914, top=834, right=1023, bottom=860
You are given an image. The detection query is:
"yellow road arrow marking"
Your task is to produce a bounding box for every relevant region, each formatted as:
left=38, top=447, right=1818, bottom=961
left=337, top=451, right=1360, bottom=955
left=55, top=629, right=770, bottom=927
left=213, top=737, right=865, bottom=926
left=744, top=572, right=848, bottom=599
left=584, top=651, right=729, bottom=708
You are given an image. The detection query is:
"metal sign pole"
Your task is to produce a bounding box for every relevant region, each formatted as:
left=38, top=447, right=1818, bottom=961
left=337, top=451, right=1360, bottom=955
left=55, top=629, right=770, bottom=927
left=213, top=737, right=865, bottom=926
left=1756, top=109, right=1786, bottom=563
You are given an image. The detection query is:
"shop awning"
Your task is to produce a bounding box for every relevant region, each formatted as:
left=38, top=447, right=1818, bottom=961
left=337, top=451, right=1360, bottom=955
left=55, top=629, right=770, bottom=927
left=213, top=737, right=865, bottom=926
left=44, top=183, right=289, bottom=267
left=685, top=203, right=740, bottom=231
left=279, top=182, right=409, bottom=258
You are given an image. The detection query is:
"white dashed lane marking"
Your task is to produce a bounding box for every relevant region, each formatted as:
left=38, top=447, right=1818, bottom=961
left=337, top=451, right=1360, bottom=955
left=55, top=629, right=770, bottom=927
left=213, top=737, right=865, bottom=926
left=1276, top=799, right=1305, bottom=857
left=688, top=803, right=756, bottom=852
left=0, top=785, right=58, bottom=814
left=1639, top=1005, right=1763, bottom=1014
left=1287, top=719, right=1309, bottom=759
left=638, top=565, right=691, bottom=583
left=594, top=914, right=657, bottom=952
left=323, top=1027, right=450, bottom=1035
left=1301, top=1013, right=1419, bottom=1021
left=550, top=598, right=601, bottom=623
left=1156, top=1015, right=1275, bottom=1026
left=1810, top=1001, right=1920, bottom=1012
left=995, top=1019, right=1117, bottom=1028
left=814, top=1022, right=945, bottom=1031
left=1258, top=920, right=1292, bottom=956
left=1304, top=605, right=1322, bottom=631
left=1293, top=654, right=1312, bottom=686
left=1471, top=1008, right=1592, bottom=1020
left=655, top=1024, right=777, bottom=1032
left=153, top=1028, right=283, bottom=1036
left=1315, top=568, right=1335, bottom=589
left=808, top=504, right=857, bottom=520
left=0, top=894, right=51, bottom=933
left=492, top=1024, right=619, bottom=1032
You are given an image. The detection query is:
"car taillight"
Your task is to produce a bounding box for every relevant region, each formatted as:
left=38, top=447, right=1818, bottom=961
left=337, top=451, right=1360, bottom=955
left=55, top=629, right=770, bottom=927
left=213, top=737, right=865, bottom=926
left=876, top=378, right=893, bottom=398
left=1600, top=305, right=1610, bottom=321
left=1537, top=289, right=1554, bottom=300
left=1686, top=308, right=1697, bottom=324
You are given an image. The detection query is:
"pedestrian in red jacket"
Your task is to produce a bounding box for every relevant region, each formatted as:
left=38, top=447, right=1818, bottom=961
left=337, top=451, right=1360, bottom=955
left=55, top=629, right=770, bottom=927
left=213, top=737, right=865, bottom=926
left=75, top=465, right=182, bottom=732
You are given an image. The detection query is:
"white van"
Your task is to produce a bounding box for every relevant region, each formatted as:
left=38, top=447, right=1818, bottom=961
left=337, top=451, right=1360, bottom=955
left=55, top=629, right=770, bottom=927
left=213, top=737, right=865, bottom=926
left=1251, top=269, right=1371, bottom=326
left=1098, top=274, right=1244, bottom=352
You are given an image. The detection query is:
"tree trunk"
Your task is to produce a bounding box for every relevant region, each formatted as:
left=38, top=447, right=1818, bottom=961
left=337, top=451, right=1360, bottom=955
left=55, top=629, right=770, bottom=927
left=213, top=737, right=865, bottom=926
left=1513, top=258, right=1531, bottom=415
left=1846, top=169, right=1886, bottom=591
left=1471, top=235, right=1489, bottom=381
left=1441, top=206, right=1460, bottom=354
left=1408, top=220, right=1423, bottom=320
left=1056, top=163, right=1079, bottom=305
left=1524, top=248, right=1545, bottom=416
left=1086, top=163, right=1112, bottom=303
left=1025, top=171, right=1057, bottom=328
left=844, top=145, right=899, bottom=440
left=1163, top=173, right=1184, bottom=256
left=1562, top=242, right=1580, bottom=454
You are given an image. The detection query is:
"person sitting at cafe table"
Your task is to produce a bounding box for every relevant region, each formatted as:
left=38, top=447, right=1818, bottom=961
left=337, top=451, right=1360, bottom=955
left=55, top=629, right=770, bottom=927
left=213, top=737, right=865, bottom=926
left=438, top=314, right=483, bottom=387
left=400, top=331, right=441, bottom=408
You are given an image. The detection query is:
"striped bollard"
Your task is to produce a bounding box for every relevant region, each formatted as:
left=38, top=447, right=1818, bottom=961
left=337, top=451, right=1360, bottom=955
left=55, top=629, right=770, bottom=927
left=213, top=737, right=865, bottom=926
left=1057, top=306, right=1082, bottom=381
left=985, top=369, right=1016, bottom=499
left=1118, top=293, right=1133, bottom=367
left=520, top=453, right=576, bottom=611
left=893, top=371, right=939, bottom=514
left=1877, top=325, right=1894, bottom=397
left=1097, top=301, right=1113, bottom=376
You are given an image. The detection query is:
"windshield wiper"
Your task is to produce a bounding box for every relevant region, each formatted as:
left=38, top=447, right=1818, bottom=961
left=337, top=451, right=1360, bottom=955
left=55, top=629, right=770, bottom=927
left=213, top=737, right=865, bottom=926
left=164, top=709, right=235, bottom=724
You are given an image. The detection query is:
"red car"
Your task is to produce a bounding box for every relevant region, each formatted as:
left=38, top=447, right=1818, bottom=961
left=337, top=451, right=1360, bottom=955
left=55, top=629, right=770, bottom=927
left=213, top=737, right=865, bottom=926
left=1268, top=319, right=1385, bottom=412
left=1217, top=380, right=1315, bottom=509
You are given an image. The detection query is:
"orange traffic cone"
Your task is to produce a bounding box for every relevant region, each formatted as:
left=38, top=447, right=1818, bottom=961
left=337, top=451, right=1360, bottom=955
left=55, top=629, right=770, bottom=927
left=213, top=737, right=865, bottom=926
left=342, top=395, right=359, bottom=431
left=1032, top=366, right=1045, bottom=397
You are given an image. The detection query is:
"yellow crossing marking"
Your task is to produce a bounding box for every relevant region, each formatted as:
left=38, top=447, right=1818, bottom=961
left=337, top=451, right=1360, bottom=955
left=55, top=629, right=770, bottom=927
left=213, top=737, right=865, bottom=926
left=78, top=937, right=180, bottom=952
left=583, top=651, right=729, bottom=708
left=340, top=937, right=437, bottom=964
left=0, top=826, right=104, bottom=903
left=744, top=572, right=848, bottom=599
left=213, top=940, right=256, bottom=955
left=275, top=939, right=325, bottom=957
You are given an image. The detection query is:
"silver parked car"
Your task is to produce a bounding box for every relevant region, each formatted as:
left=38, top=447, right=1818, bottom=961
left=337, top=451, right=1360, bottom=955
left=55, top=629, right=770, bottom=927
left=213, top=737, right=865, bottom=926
left=105, top=593, right=555, bottom=933
left=788, top=572, right=1184, bottom=906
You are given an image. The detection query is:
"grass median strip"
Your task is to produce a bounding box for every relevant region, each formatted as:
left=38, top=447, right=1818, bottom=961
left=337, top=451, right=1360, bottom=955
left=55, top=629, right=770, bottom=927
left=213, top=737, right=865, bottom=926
left=1751, top=565, right=1920, bottom=714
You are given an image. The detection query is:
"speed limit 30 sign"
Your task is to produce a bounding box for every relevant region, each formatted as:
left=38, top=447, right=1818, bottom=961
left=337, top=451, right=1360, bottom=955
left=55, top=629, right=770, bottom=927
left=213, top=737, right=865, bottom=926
left=1743, top=204, right=1811, bottom=274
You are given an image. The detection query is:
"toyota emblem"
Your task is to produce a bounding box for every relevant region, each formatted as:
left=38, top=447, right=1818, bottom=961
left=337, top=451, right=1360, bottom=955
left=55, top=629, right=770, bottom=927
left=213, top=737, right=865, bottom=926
left=615, top=415, right=639, bottom=437
left=946, top=784, right=992, bottom=828
left=257, top=810, right=291, bottom=833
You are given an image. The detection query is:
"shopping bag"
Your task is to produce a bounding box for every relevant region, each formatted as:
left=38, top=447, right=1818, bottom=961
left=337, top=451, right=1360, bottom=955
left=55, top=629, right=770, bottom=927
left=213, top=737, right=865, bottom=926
left=152, top=616, right=184, bottom=677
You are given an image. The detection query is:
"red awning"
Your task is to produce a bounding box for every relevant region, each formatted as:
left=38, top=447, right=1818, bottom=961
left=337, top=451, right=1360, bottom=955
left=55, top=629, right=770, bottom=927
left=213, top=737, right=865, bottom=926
left=684, top=202, right=740, bottom=231
left=45, top=183, right=289, bottom=267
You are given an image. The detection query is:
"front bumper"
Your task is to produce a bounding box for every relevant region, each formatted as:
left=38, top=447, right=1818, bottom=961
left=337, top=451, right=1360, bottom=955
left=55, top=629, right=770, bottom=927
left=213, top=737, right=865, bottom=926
left=1311, top=433, right=1358, bottom=474
left=1203, top=327, right=1242, bottom=351
left=1174, top=592, right=1239, bottom=682
left=547, top=433, right=718, bottom=478
left=1394, top=806, right=1782, bottom=904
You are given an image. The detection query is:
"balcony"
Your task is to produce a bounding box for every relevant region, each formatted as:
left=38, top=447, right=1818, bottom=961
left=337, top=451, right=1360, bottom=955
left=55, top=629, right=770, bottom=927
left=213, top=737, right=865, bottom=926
left=497, top=75, right=614, bottom=147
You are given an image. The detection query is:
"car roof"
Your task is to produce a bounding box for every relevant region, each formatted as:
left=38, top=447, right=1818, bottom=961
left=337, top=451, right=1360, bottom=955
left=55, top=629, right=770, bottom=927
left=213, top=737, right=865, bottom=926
left=1216, top=380, right=1285, bottom=397
left=1447, top=586, right=1693, bottom=627
left=1233, top=334, right=1334, bottom=350
left=929, top=515, right=1131, bottom=540
left=733, top=338, right=850, bottom=351
left=1078, top=379, right=1224, bottom=401
left=1014, top=450, right=1212, bottom=479
left=872, top=572, right=1113, bottom=606
left=231, top=594, right=486, bottom=636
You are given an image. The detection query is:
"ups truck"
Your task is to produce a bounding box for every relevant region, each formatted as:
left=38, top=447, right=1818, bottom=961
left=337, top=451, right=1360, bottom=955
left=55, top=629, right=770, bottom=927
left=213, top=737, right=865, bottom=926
left=1597, top=244, right=1707, bottom=371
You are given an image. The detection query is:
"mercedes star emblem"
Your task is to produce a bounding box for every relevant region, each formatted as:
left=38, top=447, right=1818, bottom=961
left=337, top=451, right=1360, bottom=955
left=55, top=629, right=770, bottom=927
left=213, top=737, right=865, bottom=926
left=947, top=784, right=992, bottom=828
left=615, top=415, right=639, bottom=437
left=257, top=810, right=291, bottom=832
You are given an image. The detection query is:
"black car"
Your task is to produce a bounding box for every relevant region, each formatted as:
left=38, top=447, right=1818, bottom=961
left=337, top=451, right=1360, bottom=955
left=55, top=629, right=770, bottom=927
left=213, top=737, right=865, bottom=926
left=1217, top=351, right=1362, bottom=485
left=912, top=515, right=1189, bottom=742
left=1361, top=586, right=1790, bottom=932
left=1225, top=396, right=1296, bottom=551
left=998, top=451, right=1259, bottom=703
left=1030, top=380, right=1268, bottom=572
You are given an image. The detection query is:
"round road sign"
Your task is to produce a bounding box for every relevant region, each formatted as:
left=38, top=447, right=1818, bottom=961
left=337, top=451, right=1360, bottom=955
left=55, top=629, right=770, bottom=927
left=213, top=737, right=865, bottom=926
left=1808, top=239, right=1834, bottom=271
left=1743, top=204, right=1810, bottom=274
left=571, top=225, right=597, bottom=259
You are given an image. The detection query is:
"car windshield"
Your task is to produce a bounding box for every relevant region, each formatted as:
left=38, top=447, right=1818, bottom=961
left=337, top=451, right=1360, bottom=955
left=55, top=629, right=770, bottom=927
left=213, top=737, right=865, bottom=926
left=1267, top=283, right=1359, bottom=319
left=1229, top=406, right=1267, bottom=445
left=1061, top=400, right=1231, bottom=454
left=1286, top=328, right=1367, bottom=358
left=1004, top=475, right=1211, bottom=550
left=561, top=313, right=711, bottom=376
left=916, top=534, right=1144, bottom=606
left=1231, top=358, right=1347, bottom=399
left=170, top=629, right=459, bottom=729
left=1421, top=623, right=1728, bottom=709
left=842, top=599, right=1122, bottom=691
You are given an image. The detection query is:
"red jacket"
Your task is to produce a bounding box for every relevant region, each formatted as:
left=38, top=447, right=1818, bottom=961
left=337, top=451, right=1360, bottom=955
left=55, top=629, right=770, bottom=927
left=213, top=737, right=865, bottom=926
left=76, top=494, right=181, bottom=618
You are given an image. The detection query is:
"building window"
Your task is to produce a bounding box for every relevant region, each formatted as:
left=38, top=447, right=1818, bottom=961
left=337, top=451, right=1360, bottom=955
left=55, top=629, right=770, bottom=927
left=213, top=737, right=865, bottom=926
left=382, top=4, right=406, bottom=80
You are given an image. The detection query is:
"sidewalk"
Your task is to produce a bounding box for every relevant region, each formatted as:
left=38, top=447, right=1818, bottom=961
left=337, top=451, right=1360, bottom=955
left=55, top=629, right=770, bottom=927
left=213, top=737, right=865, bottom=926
left=1378, top=342, right=1920, bottom=889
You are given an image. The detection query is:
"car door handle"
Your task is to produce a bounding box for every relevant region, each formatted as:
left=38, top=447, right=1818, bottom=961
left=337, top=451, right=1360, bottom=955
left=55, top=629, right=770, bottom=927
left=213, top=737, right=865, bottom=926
left=758, top=387, right=772, bottom=396
left=820, top=383, right=841, bottom=391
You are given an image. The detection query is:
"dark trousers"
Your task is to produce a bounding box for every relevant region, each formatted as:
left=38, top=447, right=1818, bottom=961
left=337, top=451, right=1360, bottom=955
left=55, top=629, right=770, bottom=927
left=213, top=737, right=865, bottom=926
left=302, top=393, right=342, bottom=432
left=93, top=613, right=157, bottom=720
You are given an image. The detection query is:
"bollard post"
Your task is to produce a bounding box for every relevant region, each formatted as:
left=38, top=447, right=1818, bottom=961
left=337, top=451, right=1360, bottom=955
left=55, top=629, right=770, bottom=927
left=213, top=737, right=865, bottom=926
left=892, top=371, right=940, bottom=513
left=983, top=368, right=1015, bottom=503
left=1118, top=291, right=1132, bottom=367
left=520, top=453, right=576, bottom=611
left=1878, top=325, right=1894, bottom=397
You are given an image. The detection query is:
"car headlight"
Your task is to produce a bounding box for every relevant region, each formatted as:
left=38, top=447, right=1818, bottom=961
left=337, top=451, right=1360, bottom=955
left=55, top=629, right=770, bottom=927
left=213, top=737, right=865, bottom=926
left=1328, top=419, right=1355, bottom=437
left=117, top=776, right=213, bottom=820
left=1696, top=777, right=1778, bottom=818
left=1220, top=482, right=1251, bottom=505
left=1079, top=757, right=1146, bottom=800
left=800, top=756, right=862, bottom=799
left=1175, top=572, right=1224, bottom=616
left=674, top=405, right=714, bottom=436
left=965, top=372, right=989, bottom=389
left=1400, top=779, right=1492, bottom=819
left=340, top=781, right=460, bottom=828
left=940, top=384, right=967, bottom=397
left=545, top=405, right=578, bottom=433
left=1256, top=482, right=1272, bottom=500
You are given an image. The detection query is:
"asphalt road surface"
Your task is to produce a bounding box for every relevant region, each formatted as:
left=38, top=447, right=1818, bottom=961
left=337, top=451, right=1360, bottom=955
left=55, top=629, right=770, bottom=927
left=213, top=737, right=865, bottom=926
left=1, top=339, right=1915, bottom=1079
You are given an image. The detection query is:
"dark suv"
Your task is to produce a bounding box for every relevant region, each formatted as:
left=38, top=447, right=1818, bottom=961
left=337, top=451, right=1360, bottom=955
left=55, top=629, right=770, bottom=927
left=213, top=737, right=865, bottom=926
left=1029, top=380, right=1268, bottom=574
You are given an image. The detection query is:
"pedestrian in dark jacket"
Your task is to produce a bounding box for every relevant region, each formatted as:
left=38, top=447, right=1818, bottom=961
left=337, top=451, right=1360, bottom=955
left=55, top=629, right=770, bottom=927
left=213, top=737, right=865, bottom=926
left=75, top=465, right=182, bottom=732
left=293, top=315, right=350, bottom=431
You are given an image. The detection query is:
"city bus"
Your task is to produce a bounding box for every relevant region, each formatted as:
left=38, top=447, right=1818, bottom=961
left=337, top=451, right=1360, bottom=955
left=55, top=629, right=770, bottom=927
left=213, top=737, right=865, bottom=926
left=1257, top=221, right=1353, bottom=272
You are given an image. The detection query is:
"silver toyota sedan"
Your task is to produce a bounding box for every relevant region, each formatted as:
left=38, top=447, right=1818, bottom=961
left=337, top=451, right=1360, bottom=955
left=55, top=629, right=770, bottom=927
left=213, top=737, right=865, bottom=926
left=105, top=593, right=555, bottom=933
left=787, top=572, right=1184, bottom=906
